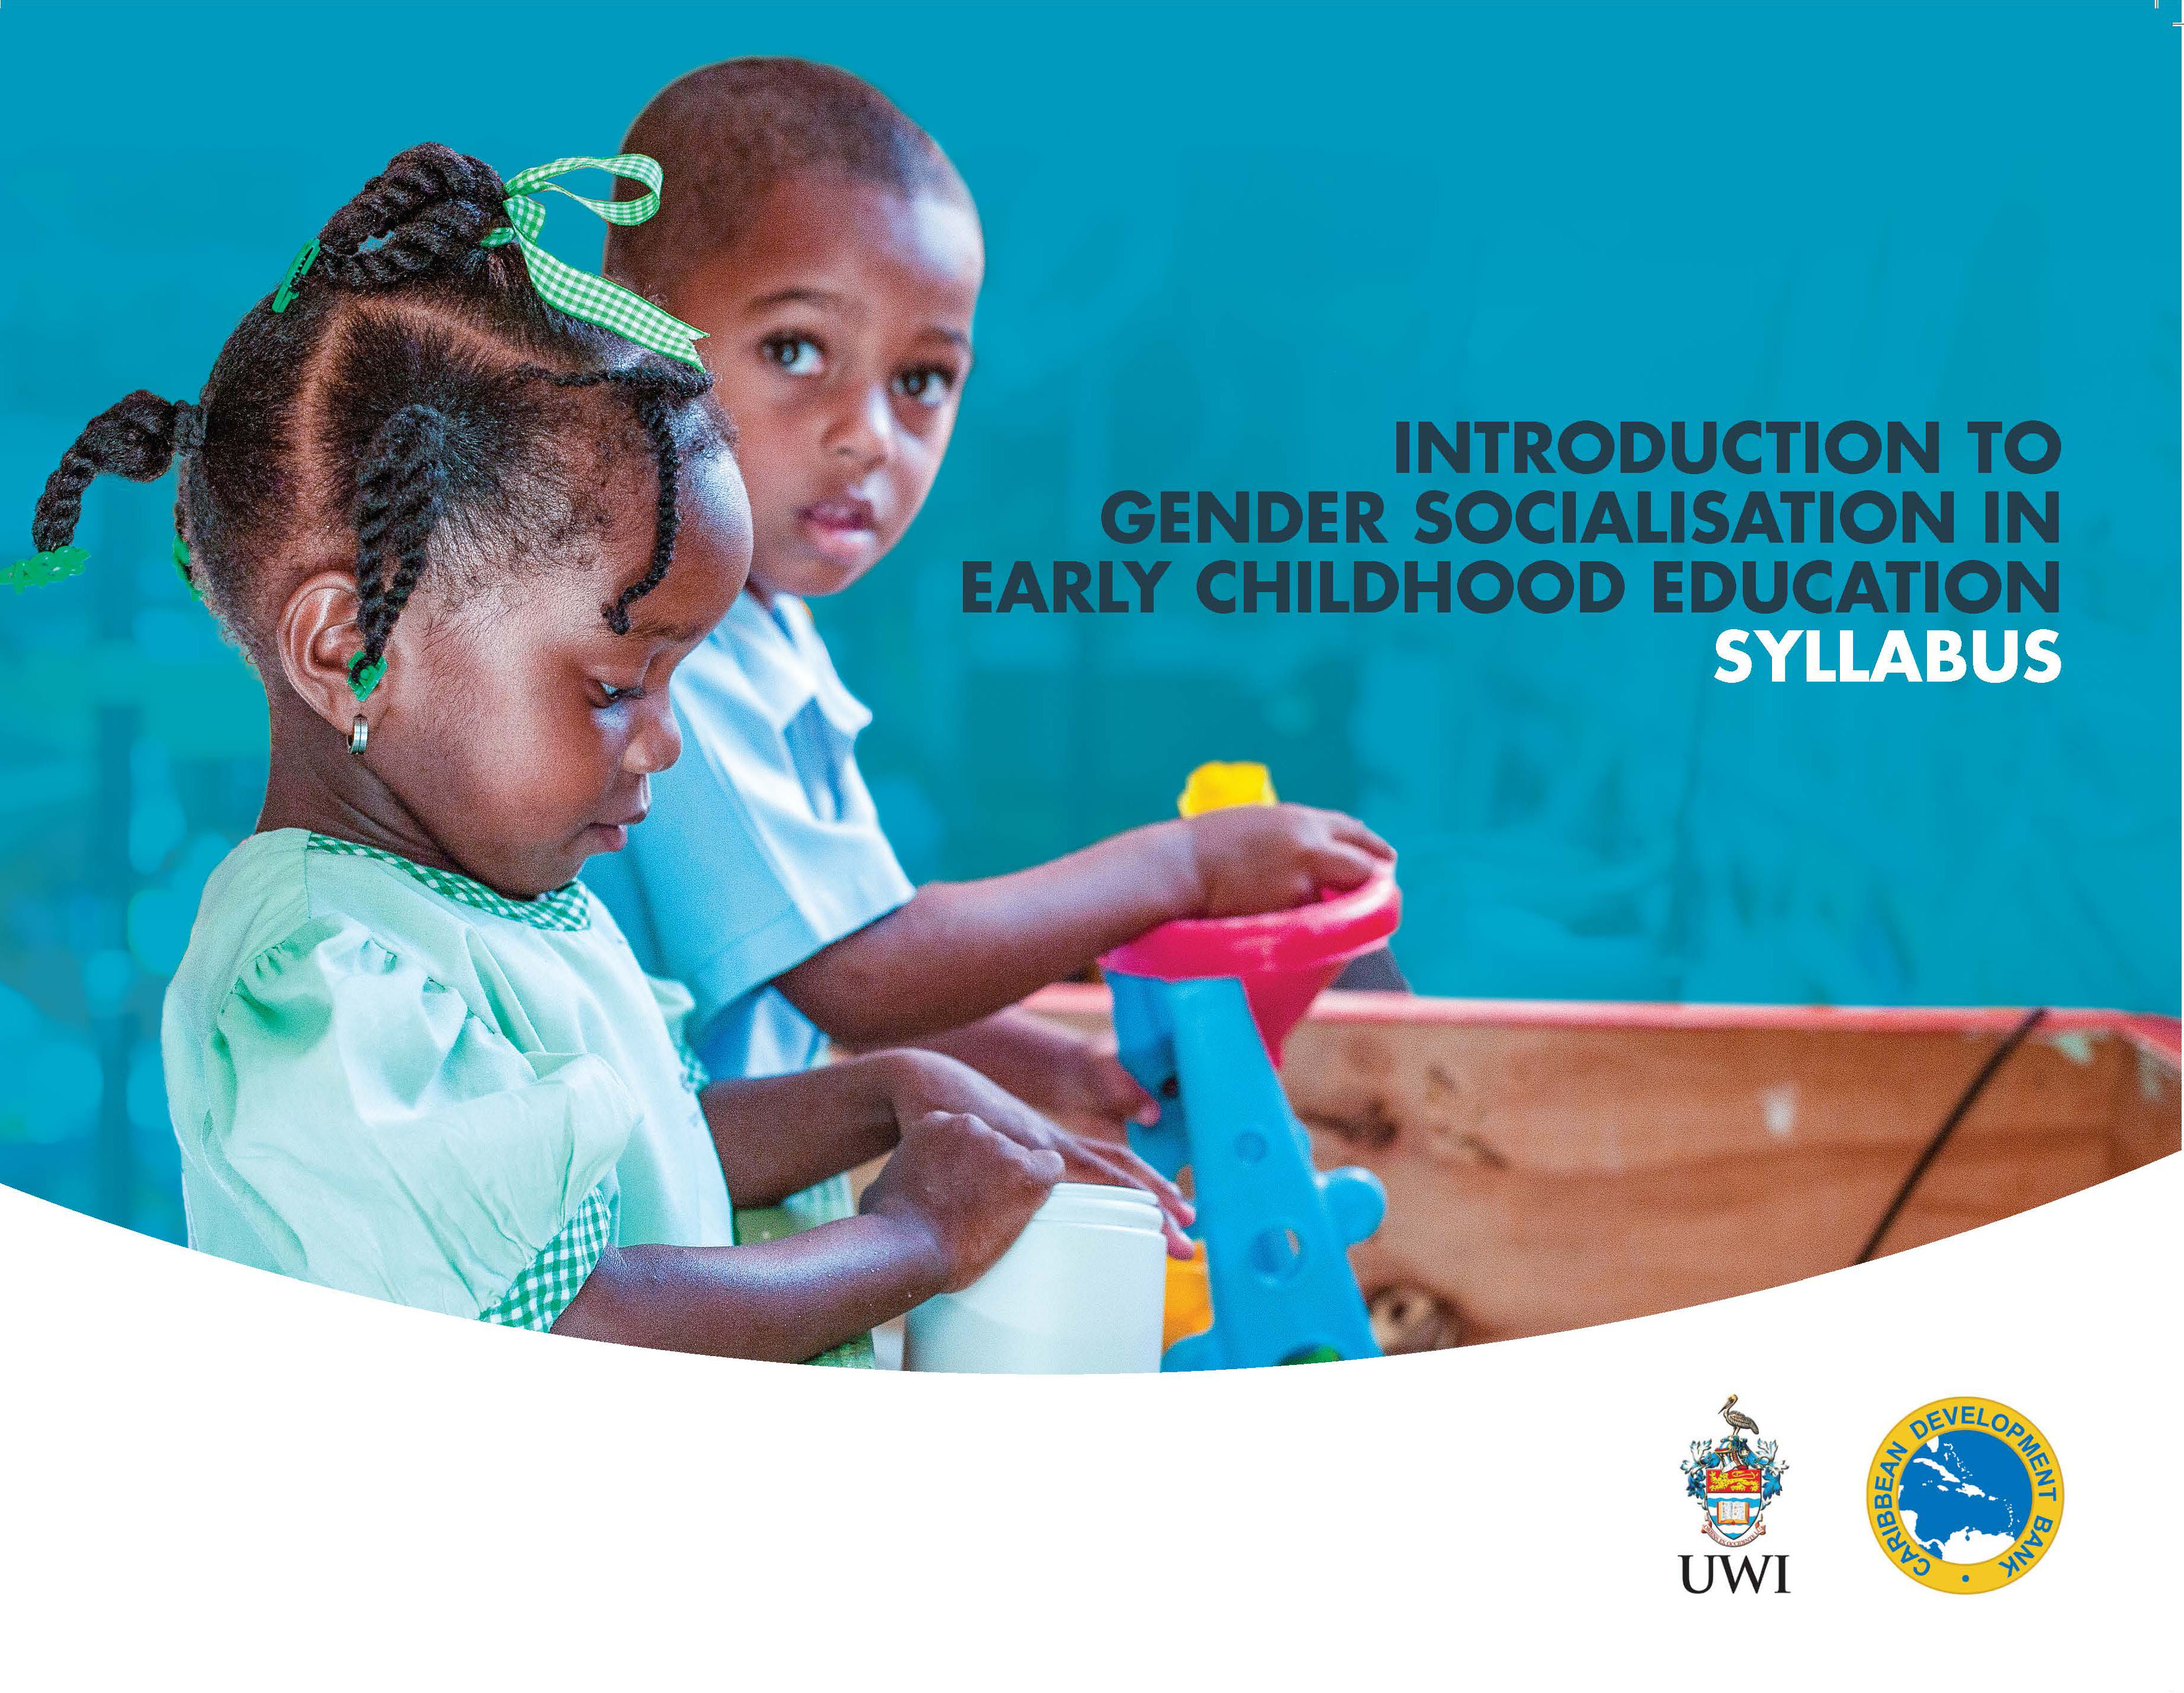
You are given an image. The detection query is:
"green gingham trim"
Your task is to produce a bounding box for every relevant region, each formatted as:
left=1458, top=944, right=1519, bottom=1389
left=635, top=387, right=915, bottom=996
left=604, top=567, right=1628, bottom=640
left=478, top=156, right=707, bottom=370
left=481, top=1181, right=615, bottom=1331
left=674, top=1033, right=709, bottom=1097
left=306, top=834, right=590, bottom=931
left=802, top=1332, right=878, bottom=1369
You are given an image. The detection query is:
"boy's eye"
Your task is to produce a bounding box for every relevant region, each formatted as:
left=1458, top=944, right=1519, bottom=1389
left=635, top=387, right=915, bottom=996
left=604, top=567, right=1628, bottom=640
left=594, top=682, right=645, bottom=707
left=759, top=334, right=824, bottom=376
left=892, top=367, right=955, bottom=408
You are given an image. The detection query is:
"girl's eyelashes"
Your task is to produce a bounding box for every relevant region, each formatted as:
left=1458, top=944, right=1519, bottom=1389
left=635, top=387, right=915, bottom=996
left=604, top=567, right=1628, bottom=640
left=757, top=332, right=825, bottom=376
left=891, top=366, right=958, bottom=408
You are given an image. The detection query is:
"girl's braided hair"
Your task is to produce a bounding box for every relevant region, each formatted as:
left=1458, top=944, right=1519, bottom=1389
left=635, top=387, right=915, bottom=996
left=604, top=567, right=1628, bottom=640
left=27, top=143, right=725, bottom=673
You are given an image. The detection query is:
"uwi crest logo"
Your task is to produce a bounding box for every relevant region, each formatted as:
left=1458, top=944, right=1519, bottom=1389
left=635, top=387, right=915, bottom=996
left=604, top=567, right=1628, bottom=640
left=1680, top=1394, right=1790, bottom=1595
left=1683, top=1394, right=1788, bottom=1546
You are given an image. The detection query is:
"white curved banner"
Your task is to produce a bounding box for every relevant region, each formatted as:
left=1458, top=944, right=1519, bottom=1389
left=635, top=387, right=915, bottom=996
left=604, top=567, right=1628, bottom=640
left=0, top=1156, right=2171, bottom=1686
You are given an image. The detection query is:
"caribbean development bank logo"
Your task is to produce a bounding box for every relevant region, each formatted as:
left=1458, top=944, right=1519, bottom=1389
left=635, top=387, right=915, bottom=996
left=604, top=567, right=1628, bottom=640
left=1867, top=1397, right=2063, bottom=1593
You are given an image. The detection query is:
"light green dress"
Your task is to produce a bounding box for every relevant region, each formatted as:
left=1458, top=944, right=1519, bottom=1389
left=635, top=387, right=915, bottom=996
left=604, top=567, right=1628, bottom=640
left=162, top=829, right=735, bottom=1332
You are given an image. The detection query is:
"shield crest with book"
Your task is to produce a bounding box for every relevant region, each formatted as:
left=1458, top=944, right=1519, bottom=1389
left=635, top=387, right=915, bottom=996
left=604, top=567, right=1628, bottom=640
left=1682, top=1397, right=1789, bottom=1546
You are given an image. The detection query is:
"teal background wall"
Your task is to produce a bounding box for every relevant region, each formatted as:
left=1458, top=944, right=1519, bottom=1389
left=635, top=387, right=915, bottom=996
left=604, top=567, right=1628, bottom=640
left=2, top=1, right=2176, bottom=1237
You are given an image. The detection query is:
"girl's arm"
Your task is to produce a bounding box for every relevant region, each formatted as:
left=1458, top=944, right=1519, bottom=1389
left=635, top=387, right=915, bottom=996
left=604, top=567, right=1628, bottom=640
left=554, top=1217, right=943, bottom=1360
left=553, top=1107, right=1064, bottom=1360
left=773, top=804, right=1392, bottom=1047
left=696, top=1048, right=918, bottom=1206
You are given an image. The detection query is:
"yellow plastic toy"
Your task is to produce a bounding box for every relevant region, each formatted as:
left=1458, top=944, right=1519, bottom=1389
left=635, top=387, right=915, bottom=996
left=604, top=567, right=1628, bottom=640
left=1178, top=760, right=1277, bottom=818
left=1162, top=1242, right=1214, bottom=1351
left=1163, top=762, right=1269, bottom=1351
left=1163, top=760, right=1272, bottom=1353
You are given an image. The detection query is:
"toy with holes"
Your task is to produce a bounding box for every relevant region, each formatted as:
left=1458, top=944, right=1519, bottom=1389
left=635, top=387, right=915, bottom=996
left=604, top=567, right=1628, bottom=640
left=1101, top=763, right=1401, bottom=1369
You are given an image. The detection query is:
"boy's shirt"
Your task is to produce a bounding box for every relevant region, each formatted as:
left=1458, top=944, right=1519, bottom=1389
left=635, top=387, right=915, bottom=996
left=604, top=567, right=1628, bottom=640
left=585, top=589, right=914, bottom=1087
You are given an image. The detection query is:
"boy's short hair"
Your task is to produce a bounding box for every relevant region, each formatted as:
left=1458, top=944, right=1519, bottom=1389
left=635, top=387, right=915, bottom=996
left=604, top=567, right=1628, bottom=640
left=607, top=58, right=973, bottom=302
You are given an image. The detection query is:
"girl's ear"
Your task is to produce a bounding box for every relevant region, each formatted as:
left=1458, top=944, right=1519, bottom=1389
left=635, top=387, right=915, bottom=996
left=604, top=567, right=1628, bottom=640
left=275, top=570, right=371, bottom=733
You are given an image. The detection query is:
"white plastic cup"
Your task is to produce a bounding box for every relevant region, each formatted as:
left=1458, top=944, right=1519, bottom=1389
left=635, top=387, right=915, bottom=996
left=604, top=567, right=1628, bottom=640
left=903, top=1183, right=1169, bottom=1373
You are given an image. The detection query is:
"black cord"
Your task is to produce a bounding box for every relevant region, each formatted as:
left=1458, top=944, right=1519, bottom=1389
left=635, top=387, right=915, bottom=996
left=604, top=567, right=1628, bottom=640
left=1853, top=1005, right=2049, bottom=1265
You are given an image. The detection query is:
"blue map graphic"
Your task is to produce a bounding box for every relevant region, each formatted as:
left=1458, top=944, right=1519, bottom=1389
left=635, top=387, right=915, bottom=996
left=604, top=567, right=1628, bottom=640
left=1898, top=1431, right=2031, bottom=1561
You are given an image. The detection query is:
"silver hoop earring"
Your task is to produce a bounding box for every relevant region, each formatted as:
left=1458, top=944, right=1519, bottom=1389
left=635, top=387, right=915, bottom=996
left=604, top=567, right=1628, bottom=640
left=349, top=714, right=370, bottom=758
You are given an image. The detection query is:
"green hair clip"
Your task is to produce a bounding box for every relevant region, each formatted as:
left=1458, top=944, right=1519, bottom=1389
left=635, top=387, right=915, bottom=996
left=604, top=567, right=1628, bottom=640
left=4, top=545, right=88, bottom=593
left=171, top=535, right=204, bottom=602
left=348, top=651, right=388, bottom=702
left=271, top=237, right=320, bottom=314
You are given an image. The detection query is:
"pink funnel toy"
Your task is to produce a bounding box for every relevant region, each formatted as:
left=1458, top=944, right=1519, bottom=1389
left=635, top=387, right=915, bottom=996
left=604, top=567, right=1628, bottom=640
left=1100, top=869, right=1401, bottom=1064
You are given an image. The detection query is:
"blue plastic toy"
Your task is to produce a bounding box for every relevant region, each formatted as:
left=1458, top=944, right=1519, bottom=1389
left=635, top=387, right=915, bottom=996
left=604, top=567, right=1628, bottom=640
left=1111, top=974, right=1386, bottom=1367
left=1102, top=858, right=1401, bottom=1369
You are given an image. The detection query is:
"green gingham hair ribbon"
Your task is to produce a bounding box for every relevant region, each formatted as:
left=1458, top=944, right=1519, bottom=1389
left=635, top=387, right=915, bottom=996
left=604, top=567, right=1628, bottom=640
left=479, top=155, right=707, bottom=370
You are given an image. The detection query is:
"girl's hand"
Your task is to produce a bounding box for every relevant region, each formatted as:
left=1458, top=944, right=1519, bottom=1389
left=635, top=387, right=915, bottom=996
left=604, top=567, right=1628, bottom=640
left=883, top=1050, right=1195, bottom=1256
left=860, top=1109, right=1064, bottom=1293
left=1181, top=803, right=1394, bottom=918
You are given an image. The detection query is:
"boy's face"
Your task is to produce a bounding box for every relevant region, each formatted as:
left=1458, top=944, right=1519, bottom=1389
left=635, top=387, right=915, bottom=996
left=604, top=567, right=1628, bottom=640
left=673, top=171, right=984, bottom=599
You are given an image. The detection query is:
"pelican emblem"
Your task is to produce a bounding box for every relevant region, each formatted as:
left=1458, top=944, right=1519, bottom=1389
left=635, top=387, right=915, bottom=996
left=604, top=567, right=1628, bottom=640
left=1683, top=1396, right=1788, bottom=1547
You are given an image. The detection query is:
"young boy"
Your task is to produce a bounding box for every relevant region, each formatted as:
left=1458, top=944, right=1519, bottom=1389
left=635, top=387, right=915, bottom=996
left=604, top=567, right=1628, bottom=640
left=586, top=60, right=1392, bottom=1187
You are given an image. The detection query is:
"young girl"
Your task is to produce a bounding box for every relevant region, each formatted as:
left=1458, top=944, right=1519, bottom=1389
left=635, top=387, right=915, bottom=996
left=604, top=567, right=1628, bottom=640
left=18, top=142, right=1185, bottom=1360
left=586, top=62, right=1396, bottom=1213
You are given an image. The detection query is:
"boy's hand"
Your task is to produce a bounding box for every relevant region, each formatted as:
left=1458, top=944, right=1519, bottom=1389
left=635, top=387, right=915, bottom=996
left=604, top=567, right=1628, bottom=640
left=1181, top=803, right=1395, bottom=918
left=1020, top=1033, right=1161, bottom=1138
left=885, top=1050, right=1195, bottom=1255
left=860, top=1110, right=1064, bottom=1293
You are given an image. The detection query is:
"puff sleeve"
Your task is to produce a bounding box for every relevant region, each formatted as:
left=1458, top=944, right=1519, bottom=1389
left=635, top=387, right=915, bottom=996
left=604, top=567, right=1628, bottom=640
left=181, top=918, right=639, bottom=1323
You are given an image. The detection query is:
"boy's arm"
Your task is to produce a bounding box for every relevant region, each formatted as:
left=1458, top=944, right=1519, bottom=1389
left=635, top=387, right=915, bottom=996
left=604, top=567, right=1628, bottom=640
left=773, top=805, right=1391, bottom=1047
left=913, top=1008, right=1158, bottom=1134
left=699, top=1048, right=1193, bottom=1245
